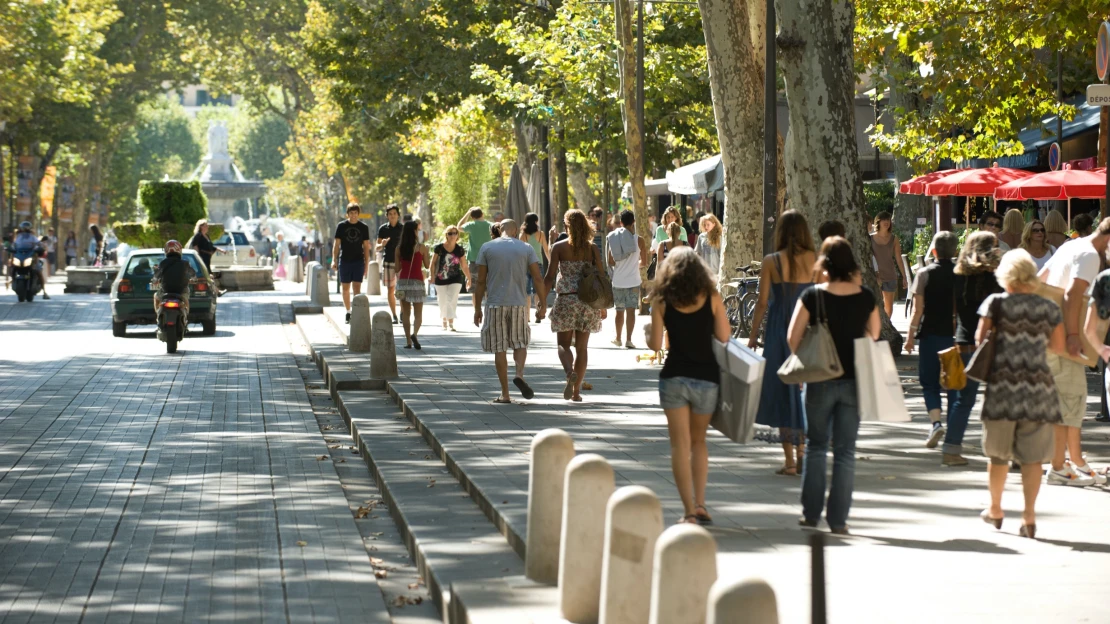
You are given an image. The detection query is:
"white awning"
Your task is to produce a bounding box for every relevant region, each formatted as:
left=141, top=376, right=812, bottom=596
left=622, top=178, right=672, bottom=199
left=666, top=154, right=723, bottom=195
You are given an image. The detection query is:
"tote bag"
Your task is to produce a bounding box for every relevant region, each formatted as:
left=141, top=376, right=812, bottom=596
left=855, top=337, right=910, bottom=422
left=710, top=338, right=764, bottom=443
left=777, top=288, right=843, bottom=384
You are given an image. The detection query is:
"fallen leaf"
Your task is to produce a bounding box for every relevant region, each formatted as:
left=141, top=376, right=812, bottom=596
left=370, top=557, right=385, bottom=566
left=408, top=582, right=420, bottom=589
left=328, top=444, right=341, bottom=449
left=879, top=476, right=896, bottom=480
left=351, top=450, right=360, bottom=455
left=404, top=426, right=413, bottom=431
left=296, top=541, right=308, bottom=547
left=337, top=459, right=346, bottom=463
left=407, top=596, right=423, bottom=605
left=316, top=455, right=329, bottom=461
left=424, top=455, right=431, bottom=460
left=858, top=456, right=872, bottom=461
left=375, top=570, right=389, bottom=579
left=502, top=500, right=508, bottom=504
left=391, top=595, right=406, bottom=608
left=372, top=532, right=384, bottom=537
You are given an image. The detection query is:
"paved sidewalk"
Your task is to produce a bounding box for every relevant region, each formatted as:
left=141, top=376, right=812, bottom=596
left=327, top=294, right=1110, bottom=623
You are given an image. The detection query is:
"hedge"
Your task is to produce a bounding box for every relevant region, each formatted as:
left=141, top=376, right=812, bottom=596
left=114, top=222, right=225, bottom=250
left=137, top=180, right=208, bottom=224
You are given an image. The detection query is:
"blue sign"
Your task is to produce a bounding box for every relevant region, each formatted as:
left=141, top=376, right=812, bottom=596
left=1048, top=142, right=1061, bottom=171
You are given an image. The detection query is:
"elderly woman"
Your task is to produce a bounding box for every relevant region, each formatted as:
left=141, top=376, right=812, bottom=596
left=976, top=250, right=1065, bottom=539
left=905, top=231, right=960, bottom=453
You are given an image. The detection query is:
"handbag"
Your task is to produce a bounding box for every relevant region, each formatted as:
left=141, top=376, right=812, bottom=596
left=937, top=346, right=967, bottom=391
left=777, top=288, right=844, bottom=384
left=855, top=337, right=911, bottom=422
left=578, top=250, right=614, bottom=310
left=710, top=338, right=765, bottom=443
left=646, top=251, right=658, bottom=280
left=1035, top=282, right=1100, bottom=367
left=964, top=297, right=999, bottom=383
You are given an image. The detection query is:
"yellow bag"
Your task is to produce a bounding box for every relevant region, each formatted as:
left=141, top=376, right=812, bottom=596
left=938, top=346, right=967, bottom=391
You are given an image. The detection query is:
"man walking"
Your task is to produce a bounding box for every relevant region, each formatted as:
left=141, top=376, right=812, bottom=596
left=331, top=203, right=371, bottom=324
left=473, top=220, right=547, bottom=403
left=377, top=204, right=403, bottom=324
left=607, top=209, right=648, bottom=348
left=458, top=207, right=493, bottom=283
left=1038, top=217, right=1110, bottom=486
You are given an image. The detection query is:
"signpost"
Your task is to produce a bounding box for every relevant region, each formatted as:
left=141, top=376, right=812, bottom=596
left=1097, top=21, right=1110, bottom=218
left=1048, top=142, right=1062, bottom=171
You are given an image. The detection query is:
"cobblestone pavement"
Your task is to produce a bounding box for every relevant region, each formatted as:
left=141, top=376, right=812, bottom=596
left=0, top=283, right=404, bottom=623
left=329, top=292, right=1110, bottom=624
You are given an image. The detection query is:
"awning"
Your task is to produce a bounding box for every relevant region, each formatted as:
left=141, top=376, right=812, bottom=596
left=621, top=178, right=671, bottom=199
left=667, top=154, right=723, bottom=195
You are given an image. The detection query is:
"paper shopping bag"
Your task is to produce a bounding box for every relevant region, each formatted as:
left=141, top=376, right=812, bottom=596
left=854, top=337, right=910, bottom=422
left=710, top=338, right=765, bottom=443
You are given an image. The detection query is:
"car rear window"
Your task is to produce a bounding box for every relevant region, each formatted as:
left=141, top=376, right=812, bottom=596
left=214, top=232, right=249, bottom=246
left=124, top=254, right=204, bottom=276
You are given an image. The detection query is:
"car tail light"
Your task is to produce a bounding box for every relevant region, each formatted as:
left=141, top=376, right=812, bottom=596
left=249, top=248, right=255, bottom=257
left=163, top=301, right=181, bottom=308
left=194, top=281, right=208, bottom=292
left=118, top=280, right=131, bottom=293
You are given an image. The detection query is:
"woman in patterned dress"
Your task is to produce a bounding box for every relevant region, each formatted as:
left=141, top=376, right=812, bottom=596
left=545, top=209, right=607, bottom=401
left=396, top=220, right=430, bottom=350
left=976, top=250, right=1065, bottom=539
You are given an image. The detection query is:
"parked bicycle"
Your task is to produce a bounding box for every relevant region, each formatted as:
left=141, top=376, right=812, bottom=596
left=721, top=262, right=765, bottom=344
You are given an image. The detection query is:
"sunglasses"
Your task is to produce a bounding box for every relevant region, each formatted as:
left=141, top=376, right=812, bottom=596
left=1031, top=228, right=1045, bottom=233
left=984, top=222, right=1001, bottom=229
left=447, top=233, right=459, bottom=237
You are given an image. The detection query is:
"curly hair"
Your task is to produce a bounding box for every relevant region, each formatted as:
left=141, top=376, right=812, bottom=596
left=564, top=209, right=594, bottom=252
left=651, top=246, right=714, bottom=308
left=700, top=214, right=722, bottom=248
left=954, top=231, right=1001, bottom=276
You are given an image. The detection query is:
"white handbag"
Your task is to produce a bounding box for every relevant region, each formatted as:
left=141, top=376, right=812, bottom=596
left=710, top=338, right=765, bottom=443
left=854, top=337, right=910, bottom=422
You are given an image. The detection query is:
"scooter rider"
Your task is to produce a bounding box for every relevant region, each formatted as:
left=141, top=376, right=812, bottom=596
left=10, top=222, right=48, bottom=299
left=152, top=240, right=195, bottom=321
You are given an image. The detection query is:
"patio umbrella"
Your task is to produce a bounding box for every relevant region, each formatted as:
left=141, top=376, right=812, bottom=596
left=526, top=162, right=545, bottom=226
left=926, top=165, right=1036, bottom=227
left=898, top=169, right=956, bottom=195
left=503, top=163, right=529, bottom=224
left=993, top=167, right=1107, bottom=223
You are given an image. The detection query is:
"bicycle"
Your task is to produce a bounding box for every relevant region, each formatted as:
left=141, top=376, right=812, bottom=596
left=721, top=262, right=764, bottom=344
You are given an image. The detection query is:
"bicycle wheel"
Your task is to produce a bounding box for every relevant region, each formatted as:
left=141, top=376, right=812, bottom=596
left=723, top=294, right=743, bottom=335
left=740, top=291, right=765, bottom=347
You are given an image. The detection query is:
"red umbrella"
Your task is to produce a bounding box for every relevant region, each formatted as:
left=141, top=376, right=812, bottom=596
left=898, top=169, right=955, bottom=195
left=925, top=166, right=1035, bottom=196
left=992, top=167, right=1107, bottom=201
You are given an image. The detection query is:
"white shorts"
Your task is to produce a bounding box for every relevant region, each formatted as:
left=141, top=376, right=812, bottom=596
left=481, top=306, right=531, bottom=353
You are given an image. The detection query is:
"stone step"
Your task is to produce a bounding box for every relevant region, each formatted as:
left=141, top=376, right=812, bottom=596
left=295, top=312, right=385, bottom=393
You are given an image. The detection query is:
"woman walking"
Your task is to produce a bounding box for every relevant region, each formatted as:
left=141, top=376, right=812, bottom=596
left=869, top=211, right=909, bottom=317
left=999, top=208, right=1025, bottom=250
left=1020, top=220, right=1055, bottom=270
left=520, top=213, right=549, bottom=315
left=1043, top=210, right=1069, bottom=249
left=646, top=246, right=732, bottom=525
left=653, top=206, right=689, bottom=248
left=430, top=225, right=471, bottom=331
left=943, top=231, right=1003, bottom=466
left=545, top=209, right=607, bottom=401
left=694, top=214, right=722, bottom=276
left=977, top=250, right=1065, bottom=539
left=396, top=220, right=430, bottom=349
left=88, top=224, right=104, bottom=266
left=64, top=232, right=77, bottom=268
left=657, top=222, right=687, bottom=267
left=792, top=237, right=881, bottom=535
left=274, top=231, right=289, bottom=279
left=749, top=210, right=816, bottom=476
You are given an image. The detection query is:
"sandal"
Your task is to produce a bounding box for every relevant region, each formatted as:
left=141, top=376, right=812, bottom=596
left=980, top=509, right=1003, bottom=530
left=493, top=397, right=512, bottom=404
left=1019, top=524, right=1037, bottom=539
left=678, top=514, right=699, bottom=525
left=694, top=505, right=713, bottom=525
left=775, top=465, right=799, bottom=477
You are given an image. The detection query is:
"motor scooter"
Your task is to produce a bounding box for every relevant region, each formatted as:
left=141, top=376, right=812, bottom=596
left=157, top=295, right=186, bottom=353
left=10, top=251, right=39, bottom=302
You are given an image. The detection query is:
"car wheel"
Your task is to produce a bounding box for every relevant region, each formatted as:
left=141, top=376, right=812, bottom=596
left=112, top=321, right=127, bottom=337
left=202, top=320, right=216, bottom=336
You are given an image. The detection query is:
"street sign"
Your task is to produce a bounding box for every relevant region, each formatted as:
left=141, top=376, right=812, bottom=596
left=1048, top=142, right=1061, bottom=171
left=1088, top=83, right=1110, bottom=107
left=1099, top=21, right=1110, bottom=82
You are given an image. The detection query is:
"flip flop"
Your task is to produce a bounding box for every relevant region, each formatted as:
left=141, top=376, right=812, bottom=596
left=564, top=372, right=577, bottom=400
left=694, top=505, right=713, bottom=525
left=775, top=465, right=799, bottom=477
left=493, top=397, right=512, bottom=404
left=513, top=377, right=534, bottom=400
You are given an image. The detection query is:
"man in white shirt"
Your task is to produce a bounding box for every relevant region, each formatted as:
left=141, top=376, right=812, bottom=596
left=606, top=210, right=649, bottom=348
left=1037, top=217, right=1110, bottom=487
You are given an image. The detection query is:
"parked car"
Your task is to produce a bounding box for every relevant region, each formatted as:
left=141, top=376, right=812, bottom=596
left=211, top=230, right=257, bottom=267
left=110, top=249, right=218, bottom=337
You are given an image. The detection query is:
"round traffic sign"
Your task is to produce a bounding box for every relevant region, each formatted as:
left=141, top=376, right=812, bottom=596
left=1099, top=21, right=1110, bottom=82
left=1049, top=142, right=1061, bottom=171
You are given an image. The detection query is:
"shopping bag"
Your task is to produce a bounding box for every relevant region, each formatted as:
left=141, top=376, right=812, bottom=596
left=854, top=337, right=910, bottom=422
left=1035, top=283, right=1100, bottom=367
left=710, top=338, right=765, bottom=443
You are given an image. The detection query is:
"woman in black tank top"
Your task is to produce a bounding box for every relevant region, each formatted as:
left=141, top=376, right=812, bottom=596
left=646, top=247, right=732, bottom=525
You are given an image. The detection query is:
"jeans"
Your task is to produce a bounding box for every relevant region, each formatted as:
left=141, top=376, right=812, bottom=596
left=943, top=351, right=978, bottom=455
left=802, top=379, right=860, bottom=529
left=918, top=333, right=957, bottom=413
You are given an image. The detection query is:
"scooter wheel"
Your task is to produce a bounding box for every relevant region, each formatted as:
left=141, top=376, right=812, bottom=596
left=166, top=336, right=178, bottom=354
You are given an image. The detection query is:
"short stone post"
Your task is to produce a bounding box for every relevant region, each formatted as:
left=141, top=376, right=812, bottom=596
left=599, top=486, right=663, bottom=624
left=287, top=255, right=303, bottom=283
left=370, top=311, right=398, bottom=378
left=525, top=429, right=576, bottom=584
left=559, top=454, right=615, bottom=623
left=366, top=260, right=381, bottom=296
left=648, top=524, right=717, bottom=624
left=310, top=264, right=330, bottom=307
left=707, top=579, right=778, bottom=624
left=349, top=295, right=372, bottom=352
left=304, top=261, right=320, bottom=295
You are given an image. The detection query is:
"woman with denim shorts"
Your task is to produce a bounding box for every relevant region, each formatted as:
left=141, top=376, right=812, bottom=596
left=790, top=237, right=881, bottom=535
left=646, top=247, right=732, bottom=525
left=869, top=211, right=908, bottom=318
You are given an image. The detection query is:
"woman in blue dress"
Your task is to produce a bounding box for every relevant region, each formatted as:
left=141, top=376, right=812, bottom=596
left=747, top=210, right=816, bottom=476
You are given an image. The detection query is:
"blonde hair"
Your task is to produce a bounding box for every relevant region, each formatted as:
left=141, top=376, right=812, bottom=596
left=1001, top=209, right=1025, bottom=237
left=666, top=221, right=683, bottom=246
left=564, top=209, right=594, bottom=253
left=443, top=225, right=460, bottom=239
left=194, top=219, right=209, bottom=236
left=995, top=249, right=1040, bottom=290
left=1043, top=210, right=1067, bottom=236
left=1019, top=220, right=1046, bottom=251
left=954, top=231, right=1002, bottom=276
left=700, top=214, right=722, bottom=248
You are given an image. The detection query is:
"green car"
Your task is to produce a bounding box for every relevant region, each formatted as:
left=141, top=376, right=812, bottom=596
left=110, top=249, right=218, bottom=337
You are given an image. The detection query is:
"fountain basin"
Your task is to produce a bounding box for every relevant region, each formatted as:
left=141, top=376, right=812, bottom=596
left=65, top=267, right=120, bottom=294
left=217, top=266, right=274, bottom=292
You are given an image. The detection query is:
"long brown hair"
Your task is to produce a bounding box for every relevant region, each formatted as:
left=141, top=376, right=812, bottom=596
left=667, top=222, right=683, bottom=246
left=564, top=209, right=594, bottom=255
left=773, top=210, right=815, bottom=280
left=651, top=246, right=713, bottom=308
left=701, top=214, right=722, bottom=248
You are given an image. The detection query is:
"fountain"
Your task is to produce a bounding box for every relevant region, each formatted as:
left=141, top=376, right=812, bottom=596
left=191, top=121, right=267, bottom=229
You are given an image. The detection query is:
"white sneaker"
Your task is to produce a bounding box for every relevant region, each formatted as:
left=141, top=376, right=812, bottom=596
left=925, top=423, right=945, bottom=449
left=1046, top=465, right=1096, bottom=487
left=1074, top=463, right=1109, bottom=486
left=611, top=338, right=623, bottom=347
left=625, top=340, right=635, bottom=349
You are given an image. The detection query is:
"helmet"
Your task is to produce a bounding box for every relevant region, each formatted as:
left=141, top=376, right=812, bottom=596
left=19, top=221, right=31, bottom=231
left=164, top=240, right=182, bottom=255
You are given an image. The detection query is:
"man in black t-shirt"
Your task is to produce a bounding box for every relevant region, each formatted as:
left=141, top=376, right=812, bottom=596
left=331, top=203, right=371, bottom=323
left=376, top=204, right=403, bottom=324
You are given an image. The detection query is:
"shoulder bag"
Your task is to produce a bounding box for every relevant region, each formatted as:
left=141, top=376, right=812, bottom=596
left=938, top=347, right=967, bottom=390
left=964, top=297, right=999, bottom=383
left=578, top=247, right=614, bottom=310
left=777, top=288, right=844, bottom=384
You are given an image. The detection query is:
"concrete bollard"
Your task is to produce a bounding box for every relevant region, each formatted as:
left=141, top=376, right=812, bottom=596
left=525, top=429, right=576, bottom=585
left=366, top=260, right=381, bottom=296
left=370, top=311, right=398, bottom=378
left=559, top=454, right=615, bottom=624
left=599, top=486, right=663, bottom=624
left=310, top=264, right=331, bottom=307
left=304, top=261, right=320, bottom=295
left=707, top=578, right=778, bottom=624
left=349, top=294, right=372, bottom=353
left=648, top=524, right=717, bottom=624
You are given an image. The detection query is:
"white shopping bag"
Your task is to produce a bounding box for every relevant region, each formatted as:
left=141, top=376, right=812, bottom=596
left=854, top=337, right=910, bottom=422
left=710, top=338, right=765, bottom=443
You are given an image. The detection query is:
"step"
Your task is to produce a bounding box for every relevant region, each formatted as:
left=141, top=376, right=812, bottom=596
left=296, top=312, right=385, bottom=393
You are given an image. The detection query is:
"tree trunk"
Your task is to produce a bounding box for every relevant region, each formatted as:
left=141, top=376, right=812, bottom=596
left=776, top=0, right=901, bottom=347
left=613, top=0, right=649, bottom=240
left=569, top=164, right=597, bottom=212
left=514, top=118, right=537, bottom=189
left=554, top=130, right=569, bottom=217
left=697, top=0, right=765, bottom=283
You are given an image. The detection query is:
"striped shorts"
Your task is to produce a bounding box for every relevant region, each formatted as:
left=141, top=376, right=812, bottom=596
left=481, top=306, right=531, bottom=354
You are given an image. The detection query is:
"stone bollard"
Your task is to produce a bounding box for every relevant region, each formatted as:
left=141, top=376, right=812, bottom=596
left=310, top=264, right=331, bottom=307
left=366, top=260, right=381, bottom=296
left=288, top=256, right=304, bottom=283
left=648, top=524, right=717, bottom=624
left=370, top=311, right=398, bottom=378
left=304, top=261, right=320, bottom=296
left=525, top=429, right=576, bottom=585
left=559, top=454, right=615, bottom=624
left=599, top=486, right=663, bottom=624
left=349, top=295, right=372, bottom=353
left=707, top=578, right=778, bottom=624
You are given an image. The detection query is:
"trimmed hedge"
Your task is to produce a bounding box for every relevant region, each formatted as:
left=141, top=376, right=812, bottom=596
left=114, top=222, right=225, bottom=250
left=137, top=180, right=208, bottom=224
